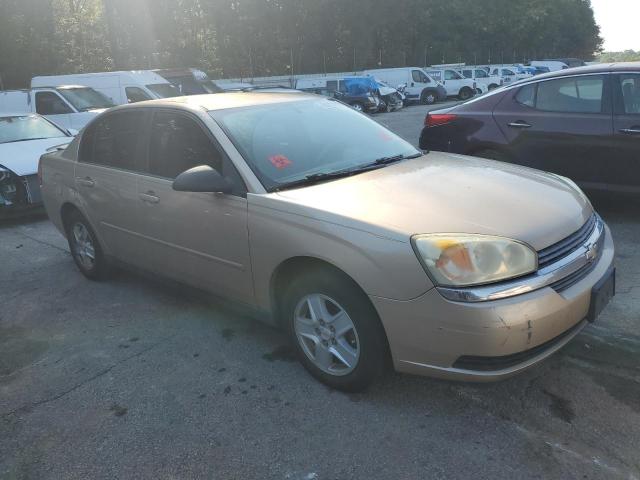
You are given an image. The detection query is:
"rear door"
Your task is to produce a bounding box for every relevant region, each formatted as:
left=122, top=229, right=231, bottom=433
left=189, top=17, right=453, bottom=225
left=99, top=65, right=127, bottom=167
left=492, top=74, right=613, bottom=185
left=135, top=109, right=253, bottom=303
left=74, top=109, right=150, bottom=263
left=611, top=72, right=640, bottom=192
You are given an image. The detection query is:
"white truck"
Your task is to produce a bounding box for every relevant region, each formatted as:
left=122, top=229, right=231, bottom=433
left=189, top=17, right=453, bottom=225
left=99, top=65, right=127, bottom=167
left=424, top=68, right=476, bottom=100
left=31, top=71, right=180, bottom=105
left=0, top=86, right=114, bottom=130
left=362, top=67, right=446, bottom=104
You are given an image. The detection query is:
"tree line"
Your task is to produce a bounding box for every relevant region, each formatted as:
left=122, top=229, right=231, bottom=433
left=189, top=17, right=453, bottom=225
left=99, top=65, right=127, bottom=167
left=0, top=0, right=603, bottom=89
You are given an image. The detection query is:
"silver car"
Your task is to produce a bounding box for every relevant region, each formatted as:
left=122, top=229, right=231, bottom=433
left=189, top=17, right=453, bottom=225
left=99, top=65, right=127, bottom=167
left=40, top=93, right=615, bottom=391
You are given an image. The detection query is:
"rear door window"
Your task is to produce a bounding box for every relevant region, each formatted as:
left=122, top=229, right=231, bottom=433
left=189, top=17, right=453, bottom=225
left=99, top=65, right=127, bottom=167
left=35, top=92, right=73, bottom=115
left=79, top=110, right=148, bottom=170
left=536, top=76, right=604, bottom=113
left=515, top=84, right=536, bottom=108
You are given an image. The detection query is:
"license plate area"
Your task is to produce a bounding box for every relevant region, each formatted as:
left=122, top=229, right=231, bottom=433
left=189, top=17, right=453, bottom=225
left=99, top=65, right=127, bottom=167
left=587, top=267, right=615, bottom=323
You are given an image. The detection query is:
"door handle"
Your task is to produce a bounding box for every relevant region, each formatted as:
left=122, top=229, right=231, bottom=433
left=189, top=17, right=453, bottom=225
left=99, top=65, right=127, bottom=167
left=139, top=192, right=159, bottom=204
left=508, top=121, right=532, bottom=129
left=619, top=128, right=640, bottom=135
left=76, top=176, right=95, bottom=187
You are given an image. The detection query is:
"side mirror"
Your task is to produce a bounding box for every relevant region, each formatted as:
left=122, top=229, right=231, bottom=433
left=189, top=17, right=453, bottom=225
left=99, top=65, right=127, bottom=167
left=173, top=165, right=233, bottom=194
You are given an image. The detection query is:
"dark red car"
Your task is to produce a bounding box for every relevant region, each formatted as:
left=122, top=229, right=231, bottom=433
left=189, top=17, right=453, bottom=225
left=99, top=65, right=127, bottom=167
left=419, top=63, right=640, bottom=194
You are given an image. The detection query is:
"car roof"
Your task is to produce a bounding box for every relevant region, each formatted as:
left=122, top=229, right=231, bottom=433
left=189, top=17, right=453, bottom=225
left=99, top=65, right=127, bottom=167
left=528, top=62, right=640, bottom=80
left=108, top=92, right=319, bottom=113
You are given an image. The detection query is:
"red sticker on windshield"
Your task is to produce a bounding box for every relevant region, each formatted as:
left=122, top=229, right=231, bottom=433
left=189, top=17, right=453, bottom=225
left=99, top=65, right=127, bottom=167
left=269, top=154, right=292, bottom=169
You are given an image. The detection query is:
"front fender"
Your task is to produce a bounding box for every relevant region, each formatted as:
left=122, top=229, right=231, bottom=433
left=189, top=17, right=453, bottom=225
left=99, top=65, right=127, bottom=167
left=248, top=197, right=434, bottom=312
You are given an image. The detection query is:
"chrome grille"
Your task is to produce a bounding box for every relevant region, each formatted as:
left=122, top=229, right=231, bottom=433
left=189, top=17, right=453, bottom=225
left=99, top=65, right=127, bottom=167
left=537, top=214, right=597, bottom=269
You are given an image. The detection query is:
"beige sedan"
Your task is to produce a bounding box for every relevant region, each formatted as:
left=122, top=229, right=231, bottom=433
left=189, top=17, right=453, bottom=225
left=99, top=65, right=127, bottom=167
left=40, top=93, right=615, bottom=391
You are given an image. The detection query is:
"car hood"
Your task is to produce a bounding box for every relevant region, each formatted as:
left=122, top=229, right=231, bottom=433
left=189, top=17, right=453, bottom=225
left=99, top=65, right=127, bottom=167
left=0, top=137, right=71, bottom=176
left=270, top=153, right=593, bottom=251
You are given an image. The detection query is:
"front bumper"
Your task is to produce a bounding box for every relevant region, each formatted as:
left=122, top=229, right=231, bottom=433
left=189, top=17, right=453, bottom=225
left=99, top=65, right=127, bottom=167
left=371, top=224, right=615, bottom=381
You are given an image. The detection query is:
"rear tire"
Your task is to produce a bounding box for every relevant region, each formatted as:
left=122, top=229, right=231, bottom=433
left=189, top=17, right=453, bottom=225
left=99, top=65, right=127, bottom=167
left=282, top=269, right=388, bottom=392
left=64, top=210, right=109, bottom=280
left=458, top=87, right=474, bottom=101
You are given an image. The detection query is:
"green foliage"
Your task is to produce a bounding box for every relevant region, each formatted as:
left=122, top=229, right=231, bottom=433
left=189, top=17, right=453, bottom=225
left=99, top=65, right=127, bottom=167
left=598, top=50, right=640, bottom=63
left=0, top=0, right=603, bottom=89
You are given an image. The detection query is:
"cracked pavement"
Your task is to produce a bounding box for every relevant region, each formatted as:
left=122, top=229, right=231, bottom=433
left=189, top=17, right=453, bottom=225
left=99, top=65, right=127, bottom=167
left=1, top=104, right=639, bottom=479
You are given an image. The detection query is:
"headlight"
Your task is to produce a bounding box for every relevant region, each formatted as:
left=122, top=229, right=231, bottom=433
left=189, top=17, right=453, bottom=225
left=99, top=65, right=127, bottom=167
left=0, top=167, right=10, bottom=182
left=412, top=234, right=537, bottom=287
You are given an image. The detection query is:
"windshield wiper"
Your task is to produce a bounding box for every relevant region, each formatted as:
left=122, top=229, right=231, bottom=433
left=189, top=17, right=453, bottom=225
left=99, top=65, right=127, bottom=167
left=272, top=152, right=423, bottom=192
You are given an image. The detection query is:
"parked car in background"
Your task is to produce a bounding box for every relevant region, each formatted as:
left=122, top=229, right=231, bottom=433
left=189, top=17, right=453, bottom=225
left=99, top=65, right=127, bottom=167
left=32, top=71, right=180, bottom=105
left=425, top=68, right=476, bottom=100
left=0, top=86, right=114, bottom=130
left=544, top=58, right=586, bottom=69
left=419, top=63, right=640, bottom=195
left=296, top=76, right=380, bottom=112
left=373, top=79, right=404, bottom=112
left=363, top=67, right=446, bottom=104
left=0, top=113, right=72, bottom=216
left=458, top=67, right=502, bottom=93
left=485, top=66, right=532, bottom=84
left=40, top=92, right=615, bottom=391
left=154, top=68, right=224, bottom=95
left=530, top=61, right=569, bottom=72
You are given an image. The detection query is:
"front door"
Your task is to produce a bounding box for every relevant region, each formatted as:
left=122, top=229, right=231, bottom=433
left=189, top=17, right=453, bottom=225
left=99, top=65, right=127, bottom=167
left=35, top=90, right=73, bottom=130
left=611, top=72, right=640, bottom=193
left=493, top=74, right=613, bottom=186
left=135, top=110, right=253, bottom=303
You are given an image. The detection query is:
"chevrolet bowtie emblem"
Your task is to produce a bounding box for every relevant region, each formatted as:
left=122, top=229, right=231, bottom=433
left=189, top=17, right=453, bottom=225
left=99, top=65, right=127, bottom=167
left=585, top=243, right=598, bottom=262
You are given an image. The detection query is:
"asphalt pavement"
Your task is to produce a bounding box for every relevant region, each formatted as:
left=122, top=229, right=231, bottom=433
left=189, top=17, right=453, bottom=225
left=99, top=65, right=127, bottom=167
left=1, top=103, right=639, bottom=480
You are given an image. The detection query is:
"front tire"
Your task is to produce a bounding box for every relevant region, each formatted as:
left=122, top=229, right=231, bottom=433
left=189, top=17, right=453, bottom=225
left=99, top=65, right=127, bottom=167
left=420, top=90, right=437, bottom=105
left=282, top=270, right=388, bottom=392
left=351, top=102, right=364, bottom=112
left=64, top=210, right=109, bottom=280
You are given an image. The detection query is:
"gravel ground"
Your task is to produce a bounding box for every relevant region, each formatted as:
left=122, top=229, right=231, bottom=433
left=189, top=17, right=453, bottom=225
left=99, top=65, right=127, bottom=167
left=1, top=103, right=639, bottom=480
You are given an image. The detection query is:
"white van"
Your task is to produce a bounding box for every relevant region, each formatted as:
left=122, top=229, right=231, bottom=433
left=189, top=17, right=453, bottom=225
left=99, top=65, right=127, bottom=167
left=0, top=86, right=114, bottom=130
left=485, top=66, right=531, bottom=85
left=458, top=67, right=502, bottom=94
left=363, top=67, right=445, bottom=104
left=424, top=69, right=476, bottom=100
left=31, top=71, right=179, bottom=105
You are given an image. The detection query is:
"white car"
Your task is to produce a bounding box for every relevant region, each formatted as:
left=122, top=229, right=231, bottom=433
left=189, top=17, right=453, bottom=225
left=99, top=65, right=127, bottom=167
left=425, top=69, right=476, bottom=100
left=486, top=66, right=532, bottom=85
left=0, top=113, right=72, bottom=216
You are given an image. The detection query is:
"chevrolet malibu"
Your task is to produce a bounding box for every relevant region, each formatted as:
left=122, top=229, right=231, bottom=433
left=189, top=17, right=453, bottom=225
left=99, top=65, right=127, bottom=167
left=40, top=93, right=615, bottom=391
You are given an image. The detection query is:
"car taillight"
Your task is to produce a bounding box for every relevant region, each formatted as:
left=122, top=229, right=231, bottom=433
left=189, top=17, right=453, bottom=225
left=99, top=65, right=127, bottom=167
left=425, top=113, right=457, bottom=127
left=37, top=159, right=43, bottom=187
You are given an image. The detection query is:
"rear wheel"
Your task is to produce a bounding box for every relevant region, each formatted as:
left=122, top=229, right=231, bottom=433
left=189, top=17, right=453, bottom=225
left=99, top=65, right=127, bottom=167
left=458, top=87, right=474, bottom=101
left=282, top=270, right=388, bottom=392
left=64, top=210, right=109, bottom=280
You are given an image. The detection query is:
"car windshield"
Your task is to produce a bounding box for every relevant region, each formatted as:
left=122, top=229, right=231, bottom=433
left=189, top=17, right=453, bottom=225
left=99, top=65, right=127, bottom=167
left=211, top=98, right=421, bottom=191
left=146, top=83, right=181, bottom=98
left=58, top=87, right=115, bottom=111
left=0, top=115, right=68, bottom=144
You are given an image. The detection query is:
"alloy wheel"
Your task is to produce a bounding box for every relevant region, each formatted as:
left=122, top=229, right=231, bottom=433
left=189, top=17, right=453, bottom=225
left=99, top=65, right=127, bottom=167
left=72, top=222, right=96, bottom=270
left=293, top=293, right=360, bottom=376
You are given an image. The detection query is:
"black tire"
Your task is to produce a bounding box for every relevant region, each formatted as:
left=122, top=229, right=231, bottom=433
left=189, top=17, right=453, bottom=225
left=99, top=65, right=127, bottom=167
left=420, top=89, right=437, bottom=105
left=474, top=149, right=508, bottom=162
left=488, top=83, right=499, bottom=91
left=458, top=87, right=474, bottom=101
left=350, top=102, right=364, bottom=112
left=281, top=269, right=389, bottom=392
left=64, top=210, right=109, bottom=280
